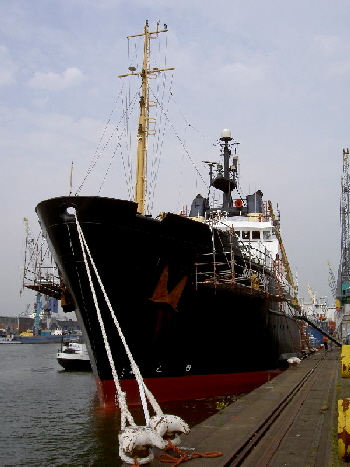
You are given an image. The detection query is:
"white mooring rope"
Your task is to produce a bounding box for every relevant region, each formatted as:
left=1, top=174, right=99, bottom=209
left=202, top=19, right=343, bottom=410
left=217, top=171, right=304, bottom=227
left=74, top=213, right=189, bottom=464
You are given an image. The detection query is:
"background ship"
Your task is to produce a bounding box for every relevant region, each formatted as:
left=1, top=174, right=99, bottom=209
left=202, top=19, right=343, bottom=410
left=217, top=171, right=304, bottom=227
left=35, top=23, right=303, bottom=407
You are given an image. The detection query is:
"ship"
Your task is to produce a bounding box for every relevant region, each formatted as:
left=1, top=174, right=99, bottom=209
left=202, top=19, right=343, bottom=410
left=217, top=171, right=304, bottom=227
left=0, top=331, right=21, bottom=344
left=35, top=22, right=303, bottom=407
left=57, top=339, right=91, bottom=371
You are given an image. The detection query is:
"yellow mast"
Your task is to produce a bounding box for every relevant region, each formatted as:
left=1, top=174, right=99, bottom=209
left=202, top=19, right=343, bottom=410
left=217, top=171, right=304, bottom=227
left=118, top=21, right=174, bottom=215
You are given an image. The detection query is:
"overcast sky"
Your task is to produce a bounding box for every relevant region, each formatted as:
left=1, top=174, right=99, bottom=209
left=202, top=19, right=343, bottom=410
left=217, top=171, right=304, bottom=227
left=1, top=0, right=349, bottom=317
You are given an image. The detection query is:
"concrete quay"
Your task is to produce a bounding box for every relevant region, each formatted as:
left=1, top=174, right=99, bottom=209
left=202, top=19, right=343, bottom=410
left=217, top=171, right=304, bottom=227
left=148, top=347, right=349, bottom=466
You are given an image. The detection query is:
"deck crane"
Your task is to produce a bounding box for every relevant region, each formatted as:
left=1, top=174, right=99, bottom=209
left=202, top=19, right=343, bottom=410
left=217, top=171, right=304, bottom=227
left=327, top=260, right=340, bottom=310
left=339, top=148, right=350, bottom=306
left=268, top=201, right=299, bottom=309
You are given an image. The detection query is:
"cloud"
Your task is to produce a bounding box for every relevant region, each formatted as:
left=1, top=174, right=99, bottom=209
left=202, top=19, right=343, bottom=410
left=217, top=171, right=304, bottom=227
left=0, top=45, right=17, bottom=85
left=328, top=60, right=350, bottom=78
left=27, top=67, right=84, bottom=91
left=218, top=61, right=265, bottom=87
left=310, top=35, right=350, bottom=79
left=32, top=97, right=49, bottom=109
left=312, top=35, right=344, bottom=56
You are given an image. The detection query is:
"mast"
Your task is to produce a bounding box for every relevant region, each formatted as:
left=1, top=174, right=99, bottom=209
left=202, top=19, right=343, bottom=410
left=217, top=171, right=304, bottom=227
left=221, top=130, right=234, bottom=211
left=210, top=129, right=238, bottom=213
left=118, top=21, right=174, bottom=215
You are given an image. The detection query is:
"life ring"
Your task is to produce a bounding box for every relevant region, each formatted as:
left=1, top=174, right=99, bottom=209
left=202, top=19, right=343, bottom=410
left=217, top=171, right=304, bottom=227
left=235, top=199, right=243, bottom=208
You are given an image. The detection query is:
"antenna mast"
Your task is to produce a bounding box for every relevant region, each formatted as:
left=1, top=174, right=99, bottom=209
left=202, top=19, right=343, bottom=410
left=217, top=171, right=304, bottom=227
left=118, top=21, right=174, bottom=215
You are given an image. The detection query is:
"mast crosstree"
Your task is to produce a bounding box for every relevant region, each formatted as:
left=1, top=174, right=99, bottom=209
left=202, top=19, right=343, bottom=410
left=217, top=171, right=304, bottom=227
left=118, top=21, right=174, bottom=215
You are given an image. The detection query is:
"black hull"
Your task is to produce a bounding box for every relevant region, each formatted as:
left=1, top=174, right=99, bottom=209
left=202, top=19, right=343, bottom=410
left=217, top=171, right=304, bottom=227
left=57, top=357, right=92, bottom=372
left=36, top=196, right=301, bottom=405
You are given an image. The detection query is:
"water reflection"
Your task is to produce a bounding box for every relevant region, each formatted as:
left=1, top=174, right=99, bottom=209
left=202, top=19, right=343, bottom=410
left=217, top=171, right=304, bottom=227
left=1, top=344, right=240, bottom=466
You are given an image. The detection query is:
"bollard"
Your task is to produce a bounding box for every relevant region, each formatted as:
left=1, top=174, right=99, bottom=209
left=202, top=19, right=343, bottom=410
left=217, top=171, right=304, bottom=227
left=338, top=399, right=350, bottom=461
left=341, top=345, right=350, bottom=378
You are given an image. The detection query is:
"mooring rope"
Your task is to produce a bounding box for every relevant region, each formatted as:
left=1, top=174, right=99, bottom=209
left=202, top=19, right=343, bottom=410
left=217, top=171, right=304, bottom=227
left=158, top=441, right=222, bottom=465
left=75, top=213, right=155, bottom=424
left=75, top=214, right=136, bottom=429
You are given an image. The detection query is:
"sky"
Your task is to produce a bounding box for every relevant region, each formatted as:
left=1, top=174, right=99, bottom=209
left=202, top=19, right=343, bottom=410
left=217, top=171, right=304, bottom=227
left=1, top=0, right=349, bottom=317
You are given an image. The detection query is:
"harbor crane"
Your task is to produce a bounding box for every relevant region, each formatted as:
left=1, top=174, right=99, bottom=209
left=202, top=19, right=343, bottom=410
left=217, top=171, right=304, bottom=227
left=327, top=260, right=337, bottom=300
left=339, top=148, right=350, bottom=305
left=21, top=218, right=61, bottom=299
left=268, top=201, right=299, bottom=308
left=21, top=218, right=62, bottom=334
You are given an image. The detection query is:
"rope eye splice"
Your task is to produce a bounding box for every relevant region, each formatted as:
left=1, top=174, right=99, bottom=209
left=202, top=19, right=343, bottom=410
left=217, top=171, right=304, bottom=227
left=149, top=414, right=190, bottom=446
left=119, top=415, right=190, bottom=464
left=74, top=212, right=190, bottom=465
left=119, top=426, right=167, bottom=465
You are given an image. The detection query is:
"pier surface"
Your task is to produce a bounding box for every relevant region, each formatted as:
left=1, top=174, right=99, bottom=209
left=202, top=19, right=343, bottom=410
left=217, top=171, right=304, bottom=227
left=148, top=347, right=348, bottom=466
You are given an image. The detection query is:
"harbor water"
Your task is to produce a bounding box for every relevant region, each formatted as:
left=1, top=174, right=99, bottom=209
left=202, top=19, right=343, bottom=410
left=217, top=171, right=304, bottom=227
left=0, top=344, right=232, bottom=466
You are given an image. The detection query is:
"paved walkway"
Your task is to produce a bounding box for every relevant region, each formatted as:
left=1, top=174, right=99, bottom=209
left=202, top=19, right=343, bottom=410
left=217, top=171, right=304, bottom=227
left=147, top=348, right=346, bottom=466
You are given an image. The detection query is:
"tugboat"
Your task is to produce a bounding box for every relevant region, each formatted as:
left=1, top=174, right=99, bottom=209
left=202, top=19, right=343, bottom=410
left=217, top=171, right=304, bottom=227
left=36, top=22, right=302, bottom=407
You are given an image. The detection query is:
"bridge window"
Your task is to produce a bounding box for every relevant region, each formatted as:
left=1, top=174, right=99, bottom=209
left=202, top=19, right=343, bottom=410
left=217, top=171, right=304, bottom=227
left=263, top=231, right=271, bottom=240
left=242, top=231, right=250, bottom=239
left=251, top=231, right=260, bottom=240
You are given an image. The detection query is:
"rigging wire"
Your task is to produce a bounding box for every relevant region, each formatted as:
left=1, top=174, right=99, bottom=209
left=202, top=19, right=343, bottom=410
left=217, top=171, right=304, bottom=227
left=147, top=42, right=165, bottom=209
left=149, top=86, right=208, bottom=189
left=75, top=84, right=129, bottom=195
left=124, top=69, right=134, bottom=200
left=146, top=33, right=172, bottom=213
left=147, top=71, right=174, bottom=213
left=76, top=88, right=139, bottom=196
left=124, top=36, right=143, bottom=198
left=75, top=86, right=124, bottom=194
left=169, top=91, right=215, bottom=145
left=97, top=143, right=121, bottom=194
left=176, top=123, right=187, bottom=214
left=97, top=91, right=139, bottom=195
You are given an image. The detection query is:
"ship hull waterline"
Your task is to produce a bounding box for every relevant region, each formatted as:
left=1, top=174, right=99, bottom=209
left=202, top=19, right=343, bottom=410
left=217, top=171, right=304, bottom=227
left=96, top=370, right=283, bottom=408
left=57, top=357, right=92, bottom=372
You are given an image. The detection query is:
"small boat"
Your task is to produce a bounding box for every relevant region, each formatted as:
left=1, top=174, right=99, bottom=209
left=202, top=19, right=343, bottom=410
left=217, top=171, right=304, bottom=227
left=0, top=331, right=21, bottom=344
left=57, top=340, right=91, bottom=371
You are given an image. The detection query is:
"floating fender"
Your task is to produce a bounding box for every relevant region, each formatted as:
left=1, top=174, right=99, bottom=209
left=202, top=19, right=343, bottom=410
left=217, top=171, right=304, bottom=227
left=118, top=426, right=167, bottom=465
left=234, top=199, right=243, bottom=208
left=149, top=414, right=190, bottom=445
left=341, top=345, right=350, bottom=378
left=287, top=357, right=301, bottom=367
left=338, top=399, right=350, bottom=461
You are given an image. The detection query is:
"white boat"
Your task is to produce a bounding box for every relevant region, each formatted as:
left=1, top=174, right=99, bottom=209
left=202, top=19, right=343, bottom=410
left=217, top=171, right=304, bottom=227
left=57, top=341, right=91, bottom=371
left=0, top=336, right=21, bottom=344
left=0, top=332, right=21, bottom=344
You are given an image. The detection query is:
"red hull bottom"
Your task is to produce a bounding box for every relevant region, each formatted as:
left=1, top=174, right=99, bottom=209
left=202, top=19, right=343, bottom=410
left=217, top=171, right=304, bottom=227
left=95, top=370, right=283, bottom=408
